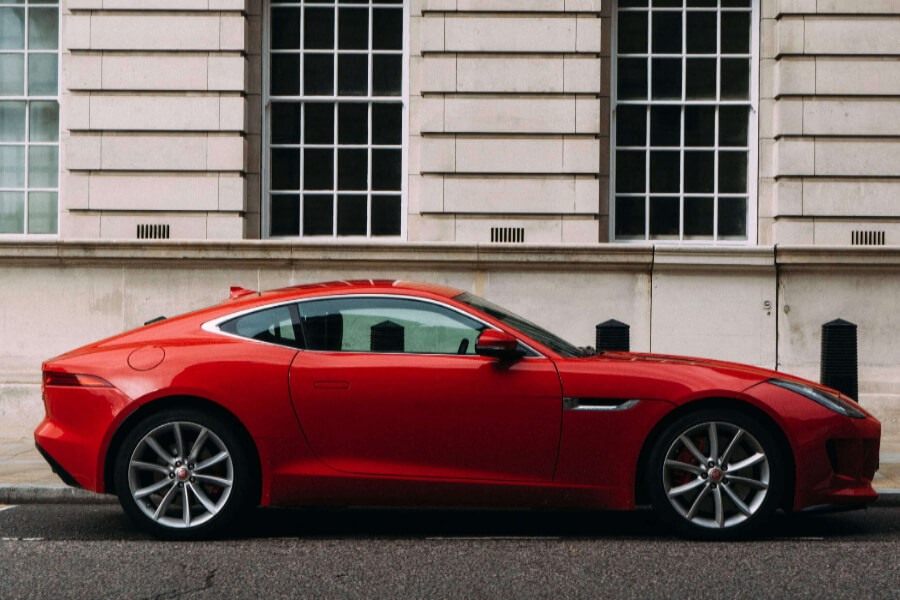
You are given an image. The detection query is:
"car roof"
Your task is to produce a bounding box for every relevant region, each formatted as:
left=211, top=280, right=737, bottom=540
left=258, top=279, right=464, bottom=302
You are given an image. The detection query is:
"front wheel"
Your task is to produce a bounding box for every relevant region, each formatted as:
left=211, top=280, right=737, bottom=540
left=114, top=408, right=255, bottom=540
left=647, top=409, right=785, bottom=539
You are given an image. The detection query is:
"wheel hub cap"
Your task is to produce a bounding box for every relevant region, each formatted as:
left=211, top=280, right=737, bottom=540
left=175, top=466, right=190, bottom=481
left=708, top=467, right=724, bottom=483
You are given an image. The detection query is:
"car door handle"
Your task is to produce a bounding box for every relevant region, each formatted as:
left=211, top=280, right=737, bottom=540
left=314, top=380, right=350, bottom=390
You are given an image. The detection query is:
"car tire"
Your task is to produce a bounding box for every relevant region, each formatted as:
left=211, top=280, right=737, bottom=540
left=114, top=408, right=255, bottom=540
left=646, top=408, right=785, bottom=540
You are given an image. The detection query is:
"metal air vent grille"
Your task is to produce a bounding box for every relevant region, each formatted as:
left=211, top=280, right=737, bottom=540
left=490, top=227, right=525, bottom=243
left=137, top=224, right=171, bottom=240
left=851, top=231, right=885, bottom=246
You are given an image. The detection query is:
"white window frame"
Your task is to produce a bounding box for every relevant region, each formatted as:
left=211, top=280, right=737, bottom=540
left=261, top=0, right=409, bottom=240
left=0, top=0, right=61, bottom=239
left=609, top=0, right=759, bottom=244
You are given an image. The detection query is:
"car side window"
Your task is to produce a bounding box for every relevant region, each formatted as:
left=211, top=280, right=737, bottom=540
left=297, top=297, right=487, bottom=355
left=220, top=304, right=303, bottom=349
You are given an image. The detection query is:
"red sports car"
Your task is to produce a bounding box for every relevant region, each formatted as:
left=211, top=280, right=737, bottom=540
left=35, top=280, right=880, bottom=539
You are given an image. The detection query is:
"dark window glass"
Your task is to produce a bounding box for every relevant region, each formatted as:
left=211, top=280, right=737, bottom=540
left=617, top=58, right=648, bottom=100
left=372, top=149, right=401, bottom=190
left=684, top=105, right=715, bottom=146
left=718, top=151, right=747, bottom=193
left=719, top=106, right=749, bottom=147
left=303, top=194, right=333, bottom=235
left=338, top=8, right=368, bottom=50
left=304, top=54, right=334, bottom=95
left=371, top=195, right=401, bottom=235
left=654, top=0, right=681, bottom=6
left=271, top=149, right=299, bottom=190
left=649, top=197, right=679, bottom=239
left=338, top=149, right=367, bottom=190
left=650, top=106, right=681, bottom=147
left=687, top=0, right=717, bottom=6
left=722, top=0, right=751, bottom=7
left=652, top=12, right=682, bottom=54
left=685, top=58, right=716, bottom=99
left=304, top=148, right=333, bottom=190
left=650, top=151, right=679, bottom=193
left=337, top=194, right=367, bottom=235
left=686, top=12, right=716, bottom=54
left=618, top=11, right=648, bottom=54
left=615, top=197, right=645, bottom=238
left=652, top=58, right=681, bottom=99
left=304, top=103, right=334, bottom=144
left=372, top=103, right=401, bottom=145
left=338, top=103, right=367, bottom=144
left=221, top=305, right=301, bottom=348
left=270, top=195, right=300, bottom=236
left=304, top=7, right=334, bottom=50
left=616, top=150, right=646, bottom=193
left=718, top=197, right=748, bottom=238
left=271, top=102, right=300, bottom=144
left=721, top=12, right=750, bottom=54
left=338, top=54, right=368, bottom=96
left=684, top=196, right=714, bottom=237
left=617, top=105, right=646, bottom=147
left=271, top=7, right=301, bottom=49
left=373, top=54, right=402, bottom=96
left=721, top=58, right=749, bottom=99
left=684, top=151, right=714, bottom=193
left=373, top=8, right=402, bottom=50
left=271, top=54, right=300, bottom=95
left=619, top=0, right=648, bottom=6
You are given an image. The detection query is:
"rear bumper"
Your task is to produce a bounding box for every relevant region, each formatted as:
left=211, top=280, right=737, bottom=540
left=35, top=441, right=82, bottom=488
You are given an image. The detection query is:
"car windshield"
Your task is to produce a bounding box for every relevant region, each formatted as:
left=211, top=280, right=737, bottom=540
left=454, top=292, right=586, bottom=358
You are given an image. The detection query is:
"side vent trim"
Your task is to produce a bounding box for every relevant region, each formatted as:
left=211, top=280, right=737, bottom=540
left=851, top=230, right=885, bottom=246
left=137, top=224, right=171, bottom=240
left=490, top=227, right=525, bottom=244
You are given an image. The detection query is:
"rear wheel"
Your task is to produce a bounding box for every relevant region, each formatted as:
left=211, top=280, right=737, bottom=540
left=647, top=408, right=784, bottom=539
left=114, top=408, right=255, bottom=540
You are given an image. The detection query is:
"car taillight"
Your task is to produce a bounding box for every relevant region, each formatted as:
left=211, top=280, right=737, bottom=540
left=43, top=371, right=112, bottom=388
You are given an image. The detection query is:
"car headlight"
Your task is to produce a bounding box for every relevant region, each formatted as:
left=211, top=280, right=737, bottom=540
left=768, top=379, right=865, bottom=419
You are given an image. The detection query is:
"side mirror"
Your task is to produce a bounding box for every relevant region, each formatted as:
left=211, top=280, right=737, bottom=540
left=475, top=330, right=525, bottom=360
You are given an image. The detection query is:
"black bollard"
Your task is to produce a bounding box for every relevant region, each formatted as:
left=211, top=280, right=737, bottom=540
left=820, top=319, right=858, bottom=401
left=596, top=319, right=630, bottom=352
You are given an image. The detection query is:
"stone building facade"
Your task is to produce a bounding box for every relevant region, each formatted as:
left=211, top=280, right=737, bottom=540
left=0, top=0, right=898, bottom=438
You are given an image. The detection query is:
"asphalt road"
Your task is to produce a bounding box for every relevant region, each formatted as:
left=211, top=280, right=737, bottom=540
left=1, top=504, right=899, bottom=599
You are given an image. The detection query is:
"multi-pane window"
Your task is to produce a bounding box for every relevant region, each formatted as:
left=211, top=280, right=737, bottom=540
left=613, top=0, right=756, bottom=242
left=267, top=0, right=404, bottom=238
left=0, top=0, right=59, bottom=235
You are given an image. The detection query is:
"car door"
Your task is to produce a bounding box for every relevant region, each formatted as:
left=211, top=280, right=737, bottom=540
left=288, top=295, right=563, bottom=482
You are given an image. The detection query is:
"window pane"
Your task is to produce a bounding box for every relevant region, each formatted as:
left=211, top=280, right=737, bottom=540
left=337, top=194, right=367, bottom=235
left=303, top=194, right=333, bottom=235
left=718, top=151, right=747, bottom=193
left=652, top=12, right=681, bottom=54
left=271, top=148, right=300, bottom=190
left=372, top=103, right=401, bottom=145
left=616, top=105, right=646, bottom=147
left=304, top=148, right=334, bottom=190
left=371, top=194, right=400, bottom=236
left=684, top=105, right=715, bottom=146
left=722, top=0, right=751, bottom=6
left=29, top=100, right=57, bottom=142
left=271, top=54, right=300, bottom=96
left=721, top=58, right=749, bottom=100
left=372, top=148, right=401, bottom=191
left=688, top=0, right=717, bottom=6
left=686, top=58, right=716, bottom=99
left=271, top=102, right=301, bottom=144
left=0, top=145, right=24, bottom=187
left=684, top=196, right=714, bottom=238
left=0, top=7, right=24, bottom=50
left=271, top=195, right=300, bottom=235
left=338, top=102, right=367, bottom=144
left=339, top=8, right=368, bottom=50
left=684, top=151, right=714, bottom=193
left=616, top=150, right=645, bottom=193
left=372, top=8, right=402, bottom=50
left=651, top=58, right=681, bottom=100
left=618, top=11, right=647, bottom=54
left=338, top=149, right=367, bottom=190
left=372, top=54, right=401, bottom=96
left=0, top=54, right=24, bottom=95
left=686, top=12, right=716, bottom=54
left=0, top=192, right=24, bottom=234
left=650, top=106, right=680, bottom=147
left=221, top=305, right=300, bottom=347
left=338, top=54, right=368, bottom=96
left=304, top=54, right=334, bottom=95
left=304, top=103, right=334, bottom=144
left=649, top=196, right=679, bottom=240
left=28, top=7, right=57, bottom=50
left=28, top=53, right=57, bottom=96
left=649, top=150, right=679, bottom=193
left=28, top=145, right=57, bottom=188
left=304, top=7, right=334, bottom=50
left=27, top=191, right=56, bottom=234
left=721, top=12, right=750, bottom=54
left=619, top=0, right=648, bottom=6
left=718, top=197, right=747, bottom=239
left=271, top=7, right=300, bottom=49
left=0, top=101, right=26, bottom=142
left=654, top=0, right=681, bottom=6
left=617, top=58, right=647, bottom=100
left=615, top=197, right=645, bottom=239
left=719, top=105, right=749, bottom=147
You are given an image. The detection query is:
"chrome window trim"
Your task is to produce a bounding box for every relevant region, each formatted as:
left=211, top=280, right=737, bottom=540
left=201, top=293, right=547, bottom=359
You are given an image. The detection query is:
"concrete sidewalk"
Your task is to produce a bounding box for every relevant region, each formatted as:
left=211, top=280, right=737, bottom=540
left=2, top=436, right=899, bottom=505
